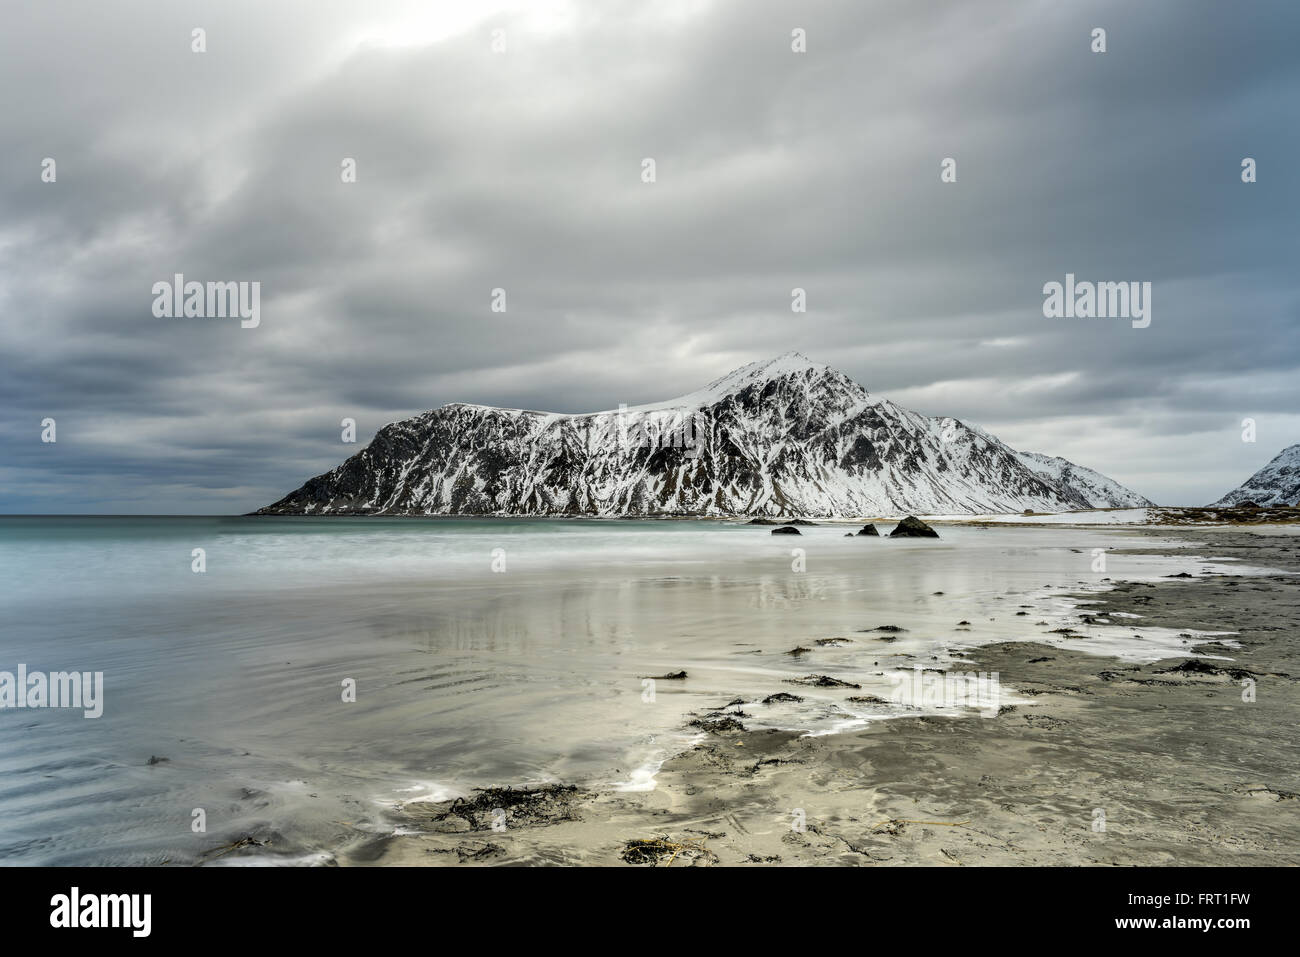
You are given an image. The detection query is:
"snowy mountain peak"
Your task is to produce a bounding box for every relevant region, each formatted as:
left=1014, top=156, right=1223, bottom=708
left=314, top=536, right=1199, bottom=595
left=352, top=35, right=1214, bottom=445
left=704, top=351, right=832, bottom=389
left=690, top=352, right=858, bottom=402
left=599, top=353, right=867, bottom=418
left=258, top=356, right=1152, bottom=517
left=1213, top=443, right=1300, bottom=506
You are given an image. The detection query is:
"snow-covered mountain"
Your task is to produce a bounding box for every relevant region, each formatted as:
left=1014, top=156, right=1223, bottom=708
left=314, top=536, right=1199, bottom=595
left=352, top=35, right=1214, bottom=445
left=1212, top=444, right=1300, bottom=507
left=1014, top=451, right=1152, bottom=509
left=257, top=353, right=1153, bottom=517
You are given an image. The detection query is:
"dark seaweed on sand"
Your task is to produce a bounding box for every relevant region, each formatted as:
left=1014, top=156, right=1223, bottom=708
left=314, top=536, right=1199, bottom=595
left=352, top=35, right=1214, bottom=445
left=432, top=784, right=582, bottom=830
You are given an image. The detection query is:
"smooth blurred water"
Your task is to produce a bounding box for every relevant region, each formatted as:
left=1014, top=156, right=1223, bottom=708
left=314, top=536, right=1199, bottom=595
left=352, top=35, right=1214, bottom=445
left=0, top=515, right=1236, bottom=864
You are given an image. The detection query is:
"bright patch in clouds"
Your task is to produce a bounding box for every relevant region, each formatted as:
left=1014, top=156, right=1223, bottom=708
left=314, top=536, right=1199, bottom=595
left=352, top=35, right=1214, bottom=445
left=354, top=0, right=577, bottom=49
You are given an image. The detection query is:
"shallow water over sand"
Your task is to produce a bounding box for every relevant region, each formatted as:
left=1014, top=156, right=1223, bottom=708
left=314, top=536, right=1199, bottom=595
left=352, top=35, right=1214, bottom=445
left=0, top=516, right=1262, bottom=864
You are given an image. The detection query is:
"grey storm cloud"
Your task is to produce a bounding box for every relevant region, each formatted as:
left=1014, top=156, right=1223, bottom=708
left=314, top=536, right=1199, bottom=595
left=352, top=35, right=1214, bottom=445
left=0, top=0, right=1296, bottom=512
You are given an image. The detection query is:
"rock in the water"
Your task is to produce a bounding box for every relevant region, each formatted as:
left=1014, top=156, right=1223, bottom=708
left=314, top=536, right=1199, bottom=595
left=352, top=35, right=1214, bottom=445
left=889, top=515, right=940, bottom=538
left=855, top=524, right=880, bottom=536
left=771, top=525, right=801, bottom=535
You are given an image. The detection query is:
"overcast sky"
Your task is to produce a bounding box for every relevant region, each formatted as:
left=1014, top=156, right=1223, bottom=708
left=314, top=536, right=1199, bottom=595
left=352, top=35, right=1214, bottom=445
left=2, top=0, right=1296, bottom=513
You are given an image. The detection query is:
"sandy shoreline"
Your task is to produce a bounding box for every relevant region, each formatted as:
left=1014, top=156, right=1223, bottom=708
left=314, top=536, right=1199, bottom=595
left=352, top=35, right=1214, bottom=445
left=333, top=526, right=1300, bottom=866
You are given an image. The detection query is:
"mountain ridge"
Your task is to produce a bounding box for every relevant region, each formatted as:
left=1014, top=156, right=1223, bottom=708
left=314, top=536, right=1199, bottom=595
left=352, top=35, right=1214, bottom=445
left=258, top=353, right=1153, bottom=517
left=1212, top=444, right=1300, bottom=507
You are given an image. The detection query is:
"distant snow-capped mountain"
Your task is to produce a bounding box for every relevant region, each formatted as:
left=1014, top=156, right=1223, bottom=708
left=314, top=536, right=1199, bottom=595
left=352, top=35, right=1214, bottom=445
left=1212, top=444, right=1300, bottom=507
left=257, top=353, right=1152, bottom=517
left=1013, top=451, right=1151, bottom=510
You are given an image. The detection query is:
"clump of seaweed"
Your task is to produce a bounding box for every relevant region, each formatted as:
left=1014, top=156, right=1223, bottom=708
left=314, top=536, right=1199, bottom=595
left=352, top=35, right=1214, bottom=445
left=785, top=674, right=861, bottom=689
left=621, top=836, right=717, bottom=866
left=431, top=784, right=581, bottom=831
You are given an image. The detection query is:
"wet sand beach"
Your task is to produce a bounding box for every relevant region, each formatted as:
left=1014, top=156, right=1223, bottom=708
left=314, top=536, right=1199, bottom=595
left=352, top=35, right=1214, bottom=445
left=354, top=527, right=1300, bottom=866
